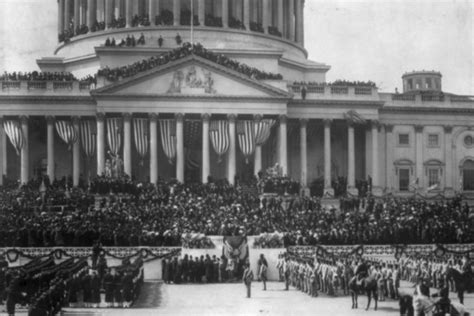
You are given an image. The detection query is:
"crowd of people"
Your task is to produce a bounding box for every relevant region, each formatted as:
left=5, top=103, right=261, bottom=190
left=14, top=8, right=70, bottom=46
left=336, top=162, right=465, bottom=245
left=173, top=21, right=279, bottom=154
left=104, top=33, right=146, bottom=47
left=162, top=254, right=244, bottom=284
left=0, top=71, right=97, bottom=86
left=0, top=172, right=473, bottom=250
left=1, top=254, right=144, bottom=315
left=292, top=80, right=377, bottom=88
left=97, top=42, right=283, bottom=82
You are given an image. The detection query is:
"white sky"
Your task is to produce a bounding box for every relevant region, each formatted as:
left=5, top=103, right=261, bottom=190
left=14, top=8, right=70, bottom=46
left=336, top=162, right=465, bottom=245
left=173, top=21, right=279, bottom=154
left=0, top=0, right=472, bottom=94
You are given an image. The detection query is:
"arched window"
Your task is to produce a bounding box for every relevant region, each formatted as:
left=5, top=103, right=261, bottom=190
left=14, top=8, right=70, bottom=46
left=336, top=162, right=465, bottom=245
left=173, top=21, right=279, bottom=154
left=424, top=159, right=444, bottom=189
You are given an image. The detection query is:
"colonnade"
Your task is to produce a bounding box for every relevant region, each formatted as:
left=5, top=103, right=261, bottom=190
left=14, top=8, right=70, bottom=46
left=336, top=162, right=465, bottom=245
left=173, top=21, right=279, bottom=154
left=3, top=113, right=384, bottom=197
left=58, top=0, right=305, bottom=45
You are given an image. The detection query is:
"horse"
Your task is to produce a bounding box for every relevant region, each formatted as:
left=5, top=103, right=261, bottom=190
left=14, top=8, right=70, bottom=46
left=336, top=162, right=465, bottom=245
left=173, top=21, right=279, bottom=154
left=398, top=294, right=414, bottom=316
left=348, top=274, right=378, bottom=310
left=445, top=268, right=472, bottom=305
left=341, top=263, right=354, bottom=295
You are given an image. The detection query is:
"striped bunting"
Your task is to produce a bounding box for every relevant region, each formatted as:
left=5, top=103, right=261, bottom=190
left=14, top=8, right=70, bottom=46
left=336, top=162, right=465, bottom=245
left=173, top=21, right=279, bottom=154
left=237, top=120, right=255, bottom=163
left=3, top=120, right=24, bottom=155
left=133, top=118, right=149, bottom=163
left=107, top=117, right=123, bottom=156
left=55, top=120, right=78, bottom=150
left=254, top=119, right=275, bottom=145
left=209, top=120, right=229, bottom=163
left=159, top=119, right=176, bottom=164
left=80, top=120, right=96, bottom=158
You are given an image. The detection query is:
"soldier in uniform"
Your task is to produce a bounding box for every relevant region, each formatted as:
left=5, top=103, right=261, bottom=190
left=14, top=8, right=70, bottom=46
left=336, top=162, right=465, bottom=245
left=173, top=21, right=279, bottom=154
left=258, top=254, right=268, bottom=291
left=122, top=270, right=134, bottom=308
left=242, top=263, right=254, bottom=298
left=90, top=270, right=101, bottom=308
left=103, top=268, right=114, bottom=307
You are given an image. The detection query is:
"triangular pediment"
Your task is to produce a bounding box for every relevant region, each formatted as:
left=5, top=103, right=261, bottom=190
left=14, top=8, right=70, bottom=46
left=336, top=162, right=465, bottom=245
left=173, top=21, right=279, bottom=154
left=92, top=55, right=290, bottom=99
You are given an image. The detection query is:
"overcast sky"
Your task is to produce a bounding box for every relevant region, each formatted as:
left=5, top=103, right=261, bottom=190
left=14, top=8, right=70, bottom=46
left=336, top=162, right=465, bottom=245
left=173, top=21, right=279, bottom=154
left=0, top=0, right=472, bottom=94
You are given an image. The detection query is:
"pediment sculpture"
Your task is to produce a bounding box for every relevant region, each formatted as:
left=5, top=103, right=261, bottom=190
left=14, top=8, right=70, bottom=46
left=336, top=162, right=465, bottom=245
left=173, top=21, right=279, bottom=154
left=167, top=66, right=216, bottom=94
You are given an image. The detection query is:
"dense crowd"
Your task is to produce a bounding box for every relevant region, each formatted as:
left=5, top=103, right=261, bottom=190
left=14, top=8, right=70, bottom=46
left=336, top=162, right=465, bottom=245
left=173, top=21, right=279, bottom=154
left=0, top=174, right=473, bottom=249
left=0, top=254, right=143, bottom=315
left=0, top=71, right=97, bottom=86
left=105, top=33, right=146, bottom=47
left=97, top=42, right=283, bottom=82
left=292, top=80, right=377, bottom=88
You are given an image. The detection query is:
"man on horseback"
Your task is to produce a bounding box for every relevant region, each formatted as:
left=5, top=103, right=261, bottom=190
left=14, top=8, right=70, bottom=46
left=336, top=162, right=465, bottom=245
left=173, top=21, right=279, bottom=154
left=355, top=259, right=369, bottom=286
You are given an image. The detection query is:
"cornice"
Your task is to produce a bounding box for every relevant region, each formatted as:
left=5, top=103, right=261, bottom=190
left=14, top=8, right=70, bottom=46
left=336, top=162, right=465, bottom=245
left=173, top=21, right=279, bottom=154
left=0, top=95, right=96, bottom=104
left=289, top=99, right=384, bottom=108
left=93, top=93, right=290, bottom=102
left=380, top=106, right=474, bottom=114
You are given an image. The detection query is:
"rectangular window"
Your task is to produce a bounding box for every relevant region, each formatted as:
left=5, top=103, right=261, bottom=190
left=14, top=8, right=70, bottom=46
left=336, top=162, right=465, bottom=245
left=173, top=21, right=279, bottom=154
left=399, top=133, right=409, bottom=146
left=408, top=79, right=413, bottom=90
left=416, top=79, right=422, bottom=89
left=428, top=134, right=439, bottom=147
left=425, top=78, right=432, bottom=89
left=428, top=169, right=439, bottom=187
left=399, top=169, right=410, bottom=191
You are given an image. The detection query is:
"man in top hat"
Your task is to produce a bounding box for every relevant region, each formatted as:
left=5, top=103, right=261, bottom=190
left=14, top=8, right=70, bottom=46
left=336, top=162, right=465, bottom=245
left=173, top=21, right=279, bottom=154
left=242, top=262, right=254, bottom=298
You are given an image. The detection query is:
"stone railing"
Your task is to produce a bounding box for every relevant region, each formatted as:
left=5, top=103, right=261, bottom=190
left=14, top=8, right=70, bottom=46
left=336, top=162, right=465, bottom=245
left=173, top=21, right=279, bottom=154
left=288, top=84, right=377, bottom=99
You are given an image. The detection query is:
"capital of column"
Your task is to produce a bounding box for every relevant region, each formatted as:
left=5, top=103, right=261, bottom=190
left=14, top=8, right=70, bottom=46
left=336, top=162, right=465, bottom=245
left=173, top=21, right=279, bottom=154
left=123, top=112, right=132, bottom=121
left=149, top=113, right=158, bottom=121
left=443, top=125, right=453, bottom=134
left=201, top=113, right=211, bottom=122
left=46, top=115, right=55, bottom=124
left=323, top=118, right=332, bottom=127
left=299, top=118, right=308, bottom=127
left=175, top=113, right=184, bottom=122
left=279, top=115, right=288, bottom=124
left=96, top=112, right=106, bottom=122
left=384, top=124, right=394, bottom=133
left=414, top=125, right=424, bottom=133
left=371, top=120, right=380, bottom=129
left=227, top=114, right=237, bottom=122
left=19, top=115, right=29, bottom=124
left=253, top=114, right=263, bottom=123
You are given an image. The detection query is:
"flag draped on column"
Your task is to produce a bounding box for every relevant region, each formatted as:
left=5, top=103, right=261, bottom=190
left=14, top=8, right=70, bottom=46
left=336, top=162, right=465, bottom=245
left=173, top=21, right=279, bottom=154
left=209, top=120, right=229, bottom=163
left=255, top=119, right=275, bottom=146
left=79, top=120, right=96, bottom=158
left=237, top=120, right=255, bottom=164
left=159, top=119, right=176, bottom=164
left=3, top=120, right=24, bottom=155
left=133, top=118, right=149, bottom=164
left=106, top=117, right=123, bottom=156
left=55, top=120, right=78, bottom=150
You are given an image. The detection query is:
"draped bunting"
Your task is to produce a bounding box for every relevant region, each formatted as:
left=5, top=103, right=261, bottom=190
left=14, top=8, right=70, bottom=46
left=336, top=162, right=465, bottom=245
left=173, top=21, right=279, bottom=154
left=185, top=148, right=200, bottom=170
left=159, top=119, right=176, bottom=164
left=184, top=120, right=202, bottom=150
left=209, top=120, right=229, bottom=163
left=237, top=120, right=255, bottom=163
left=254, top=119, right=275, bottom=146
left=55, top=120, right=78, bottom=150
left=3, top=120, right=24, bottom=155
left=79, top=120, right=96, bottom=158
left=107, top=117, right=122, bottom=156
left=133, top=118, right=149, bottom=163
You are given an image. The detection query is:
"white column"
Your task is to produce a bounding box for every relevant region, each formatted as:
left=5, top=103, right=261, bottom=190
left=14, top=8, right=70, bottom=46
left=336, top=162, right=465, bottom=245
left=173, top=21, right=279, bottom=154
left=202, top=114, right=210, bottom=183
left=414, top=125, right=424, bottom=190
left=295, top=0, right=304, bottom=44
left=125, top=0, right=132, bottom=27
left=253, top=115, right=262, bottom=177
left=176, top=113, right=185, bottom=183
left=227, top=114, right=236, bottom=185
left=444, top=126, right=454, bottom=196
left=2, top=127, right=6, bottom=179
left=288, top=0, right=295, bottom=41
left=149, top=0, right=156, bottom=25
left=72, top=117, right=81, bottom=187
left=262, top=0, right=269, bottom=33
left=123, top=113, right=132, bottom=177
left=64, top=0, right=71, bottom=29
left=243, top=0, right=249, bottom=29
left=149, top=114, right=158, bottom=184
left=347, top=122, right=358, bottom=195
left=46, top=116, right=55, bottom=182
left=385, top=124, right=394, bottom=192
left=74, top=0, right=80, bottom=32
left=371, top=121, right=382, bottom=195
left=96, top=114, right=105, bottom=175
left=198, top=0, right=205, bottom=25
left=20, top=116, right=29, bottom=184
left=300, top=119, right=307, bottom=187
left=277, top=0, right=283, bottom=33
left=323, top=119, right=334, bottom=196
left=173, top=0, right=181, bottom=26
left=222, top=0, right=229, bottom=27
left=105, top=0, right=113, bottom=28
left=234, top=0, right=242, bottom=21
left=278, top=115, right=288, bottom=176
left=87, top=0, right=96, bottom=29
left=0, top=117, right=3, bottom=186
left=59, top=0, right=65, bottom=33
left=114, top=0, right=121, bottom=19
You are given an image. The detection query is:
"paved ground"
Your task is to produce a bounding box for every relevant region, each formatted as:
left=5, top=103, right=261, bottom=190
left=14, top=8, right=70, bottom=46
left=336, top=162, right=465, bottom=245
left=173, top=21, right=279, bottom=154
left=3, top=281, right=473, bottom=315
